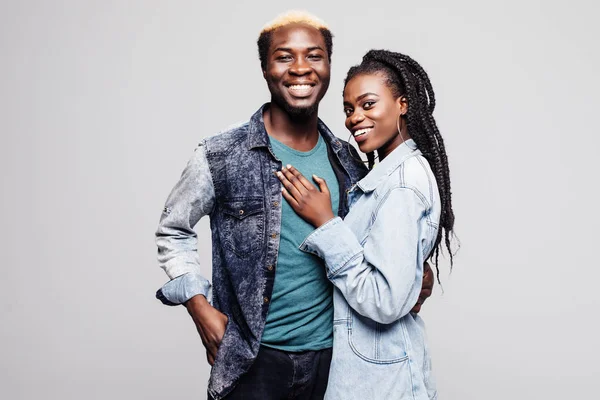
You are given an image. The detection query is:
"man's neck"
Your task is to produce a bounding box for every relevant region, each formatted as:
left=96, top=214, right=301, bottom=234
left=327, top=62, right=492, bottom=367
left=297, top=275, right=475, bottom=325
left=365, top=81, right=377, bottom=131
left=263, top=102, right=320, bottom=152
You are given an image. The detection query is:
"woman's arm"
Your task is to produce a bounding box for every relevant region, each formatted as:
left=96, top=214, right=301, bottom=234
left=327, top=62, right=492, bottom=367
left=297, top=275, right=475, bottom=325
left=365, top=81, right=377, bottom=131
left=278, top=166, right=428, bottom=324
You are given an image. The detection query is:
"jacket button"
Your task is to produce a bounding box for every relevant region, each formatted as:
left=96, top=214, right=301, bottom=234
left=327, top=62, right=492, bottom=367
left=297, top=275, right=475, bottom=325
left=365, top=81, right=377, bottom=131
left=267, top=265, right=274, bottom=271
left=271, top=233, right=277, bottom=239
left=263, top=297, right=270, bottom=304
left=273, top=201, right=279, bottom=207
left=239, top=210, right=244, bottom=215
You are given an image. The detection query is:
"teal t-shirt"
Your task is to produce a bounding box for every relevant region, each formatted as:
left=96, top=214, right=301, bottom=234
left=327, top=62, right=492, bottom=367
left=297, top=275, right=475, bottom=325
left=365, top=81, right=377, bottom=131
left=261, top=134, right=340, bottom=351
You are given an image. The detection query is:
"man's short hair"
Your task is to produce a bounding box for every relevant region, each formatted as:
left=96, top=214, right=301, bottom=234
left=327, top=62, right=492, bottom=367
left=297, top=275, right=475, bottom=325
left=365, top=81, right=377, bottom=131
left=257, top=10, right=333, bottom=70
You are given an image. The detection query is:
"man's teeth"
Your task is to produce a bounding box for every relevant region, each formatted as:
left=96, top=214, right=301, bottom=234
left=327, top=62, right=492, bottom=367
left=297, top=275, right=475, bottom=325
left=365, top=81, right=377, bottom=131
left=354, top=128, right=372, bottom=137
left=289, top=85, right=312, bottom=90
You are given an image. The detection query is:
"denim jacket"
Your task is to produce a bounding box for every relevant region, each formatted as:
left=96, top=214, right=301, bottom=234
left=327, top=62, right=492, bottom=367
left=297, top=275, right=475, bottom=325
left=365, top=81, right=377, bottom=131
left=155, top=104, right=367, bottom=399
left=300, top=140, right=440, bottom=399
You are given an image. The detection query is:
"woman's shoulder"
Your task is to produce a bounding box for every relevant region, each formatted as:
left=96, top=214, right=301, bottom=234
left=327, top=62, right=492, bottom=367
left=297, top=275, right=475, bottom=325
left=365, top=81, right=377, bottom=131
left=385, top=154, right=439, bottom=207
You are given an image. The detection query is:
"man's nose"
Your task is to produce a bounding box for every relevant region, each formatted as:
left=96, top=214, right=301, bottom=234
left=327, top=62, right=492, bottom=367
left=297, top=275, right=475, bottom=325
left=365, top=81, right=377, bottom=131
left=289, top=57, right=311, bottom=75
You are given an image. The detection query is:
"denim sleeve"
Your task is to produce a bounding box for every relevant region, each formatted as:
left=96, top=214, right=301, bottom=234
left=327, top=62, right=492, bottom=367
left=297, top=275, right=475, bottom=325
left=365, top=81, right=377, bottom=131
left=155, top=144, right=215, bottom=305
left=300, top=188, right=427, bottom=324
left=156, top=272, right=213, bottom=306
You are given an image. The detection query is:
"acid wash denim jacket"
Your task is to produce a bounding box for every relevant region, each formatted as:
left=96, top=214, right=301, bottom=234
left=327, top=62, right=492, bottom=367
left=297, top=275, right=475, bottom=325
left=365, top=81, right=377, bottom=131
left=154, top=104, right=367, bottom=400
left=300, top=140, right=441, bottom=400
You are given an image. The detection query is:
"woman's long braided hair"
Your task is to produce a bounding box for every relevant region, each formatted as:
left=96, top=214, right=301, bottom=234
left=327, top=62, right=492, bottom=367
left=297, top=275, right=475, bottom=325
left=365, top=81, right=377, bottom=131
left=345, top=50, right=456, bottom=278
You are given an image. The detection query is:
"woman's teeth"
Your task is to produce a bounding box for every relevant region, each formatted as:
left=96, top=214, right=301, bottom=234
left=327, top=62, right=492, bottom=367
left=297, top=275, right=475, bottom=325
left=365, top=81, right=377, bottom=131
left=354, top=128, right=372, bottom=137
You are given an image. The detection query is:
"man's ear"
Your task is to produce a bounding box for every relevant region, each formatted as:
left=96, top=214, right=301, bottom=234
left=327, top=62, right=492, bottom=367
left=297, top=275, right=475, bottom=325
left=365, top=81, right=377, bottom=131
left=262, top=69, right=267, bottom=79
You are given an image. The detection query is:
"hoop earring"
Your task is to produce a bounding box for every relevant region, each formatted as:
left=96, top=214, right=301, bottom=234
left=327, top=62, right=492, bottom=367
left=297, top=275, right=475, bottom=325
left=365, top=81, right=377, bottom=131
left=347, top=132, right=366, bottom=165
left=347, top=132, right=378, bottom=166
left=397, top=114, right=417, bottom=150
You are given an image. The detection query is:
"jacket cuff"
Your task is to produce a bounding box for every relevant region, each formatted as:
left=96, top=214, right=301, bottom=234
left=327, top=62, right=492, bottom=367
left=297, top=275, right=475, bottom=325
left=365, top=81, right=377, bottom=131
left=155, top=273, right=212, bottom=306
left=299, top=217, right=362, bottom=277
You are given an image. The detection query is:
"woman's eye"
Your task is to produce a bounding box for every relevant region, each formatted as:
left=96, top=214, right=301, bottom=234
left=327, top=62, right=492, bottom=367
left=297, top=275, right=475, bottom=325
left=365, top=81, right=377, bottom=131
left=343, top=108, right=353, bottom=116
left=363, top=101, right=375, bottom=109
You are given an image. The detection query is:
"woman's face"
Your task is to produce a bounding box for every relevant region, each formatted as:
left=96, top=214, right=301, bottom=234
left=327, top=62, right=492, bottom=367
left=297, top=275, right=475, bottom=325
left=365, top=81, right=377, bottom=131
left=343, top=72, right=407, bottom=156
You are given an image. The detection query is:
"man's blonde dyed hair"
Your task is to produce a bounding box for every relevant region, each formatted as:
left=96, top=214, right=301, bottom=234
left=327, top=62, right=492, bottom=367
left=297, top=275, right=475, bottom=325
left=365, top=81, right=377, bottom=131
left=257, top=10, right=333, bottom=70
left=259, top=10, right=330, bottom=35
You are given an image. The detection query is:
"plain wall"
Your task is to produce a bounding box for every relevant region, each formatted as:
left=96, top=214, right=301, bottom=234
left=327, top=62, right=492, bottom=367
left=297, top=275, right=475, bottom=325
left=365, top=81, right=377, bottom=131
left=1, top=0, right=598, bottom=398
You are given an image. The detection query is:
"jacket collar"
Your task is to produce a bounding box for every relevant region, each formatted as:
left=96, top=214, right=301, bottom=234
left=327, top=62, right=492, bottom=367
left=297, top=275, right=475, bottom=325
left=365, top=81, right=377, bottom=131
left=248, top=103, right=342, bottom=153
left=357, top=140, right=421, bottom=193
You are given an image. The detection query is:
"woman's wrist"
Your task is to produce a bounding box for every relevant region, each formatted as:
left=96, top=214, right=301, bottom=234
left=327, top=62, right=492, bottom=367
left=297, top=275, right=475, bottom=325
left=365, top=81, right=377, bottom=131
left=314, top=212, right=336, bottom=228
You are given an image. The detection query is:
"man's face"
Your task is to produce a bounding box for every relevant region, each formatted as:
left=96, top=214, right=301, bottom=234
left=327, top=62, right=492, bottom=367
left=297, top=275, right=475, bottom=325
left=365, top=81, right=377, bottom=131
left=263, top=23, right=331, bottom=118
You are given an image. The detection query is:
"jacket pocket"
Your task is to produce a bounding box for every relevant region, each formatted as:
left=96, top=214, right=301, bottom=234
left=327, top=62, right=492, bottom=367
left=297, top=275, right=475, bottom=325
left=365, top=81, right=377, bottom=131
left=348, top=311, right=409, bottom=364
left=220, top=197, right=265, bottom=258
left=213, top=313, right=232, bottom=367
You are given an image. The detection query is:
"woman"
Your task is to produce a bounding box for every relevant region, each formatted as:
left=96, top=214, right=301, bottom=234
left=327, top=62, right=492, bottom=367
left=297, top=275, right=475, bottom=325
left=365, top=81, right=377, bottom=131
left=276, top=50, right=455, bottom=399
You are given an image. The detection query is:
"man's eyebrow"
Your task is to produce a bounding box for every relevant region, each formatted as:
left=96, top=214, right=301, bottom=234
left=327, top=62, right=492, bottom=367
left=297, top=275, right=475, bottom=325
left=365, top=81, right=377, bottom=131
left=273, top=46, right=325, bottom=53
left=273, top=47, right=293, bottom=53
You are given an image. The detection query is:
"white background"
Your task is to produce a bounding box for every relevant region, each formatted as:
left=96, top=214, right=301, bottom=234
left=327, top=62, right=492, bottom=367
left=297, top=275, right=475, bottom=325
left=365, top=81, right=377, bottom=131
left=1, top=0, right=598, bottom=398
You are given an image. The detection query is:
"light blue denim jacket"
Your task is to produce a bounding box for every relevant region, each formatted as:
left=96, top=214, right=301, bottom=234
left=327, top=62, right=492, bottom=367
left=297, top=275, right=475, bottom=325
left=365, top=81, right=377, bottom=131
left=300, top=140, right=440, bottom=400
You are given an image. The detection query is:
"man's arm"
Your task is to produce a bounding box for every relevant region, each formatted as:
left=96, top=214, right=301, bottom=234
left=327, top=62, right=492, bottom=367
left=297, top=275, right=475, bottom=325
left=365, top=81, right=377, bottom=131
left=156, top=143, right=227, bottom=365
left=410, top=262, right=434, bottom=313
left=156, top=144, right=214, bottom=284
left=184, top=295, right=228, bottom=366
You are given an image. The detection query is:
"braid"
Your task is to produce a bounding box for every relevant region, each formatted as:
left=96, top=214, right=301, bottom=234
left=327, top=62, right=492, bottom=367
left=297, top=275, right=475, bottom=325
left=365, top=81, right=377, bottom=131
left=366, top=151, right=376, bottom=170
left=344, top=50, right=457, bottom=281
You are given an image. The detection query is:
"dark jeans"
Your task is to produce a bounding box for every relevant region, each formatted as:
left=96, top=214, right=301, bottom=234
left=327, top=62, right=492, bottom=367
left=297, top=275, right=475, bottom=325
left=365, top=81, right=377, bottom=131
left=210, top=345, right=332, bottom=400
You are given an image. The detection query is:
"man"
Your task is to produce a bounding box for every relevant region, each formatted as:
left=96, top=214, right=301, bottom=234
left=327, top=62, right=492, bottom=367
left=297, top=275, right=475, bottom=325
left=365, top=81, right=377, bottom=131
left=155, top=11, right=434, bottom=400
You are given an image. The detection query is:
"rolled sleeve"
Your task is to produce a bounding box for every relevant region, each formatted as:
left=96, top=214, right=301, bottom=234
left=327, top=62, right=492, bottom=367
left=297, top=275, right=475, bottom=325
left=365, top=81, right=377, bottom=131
left=301, top=188, right=428, bottom=324
left=155, top=143, right=215, bottom=305
left=300, top=217, right=363, bottom=278
left=156, top=272, right=212, bottom=306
